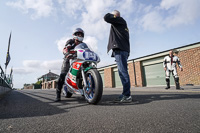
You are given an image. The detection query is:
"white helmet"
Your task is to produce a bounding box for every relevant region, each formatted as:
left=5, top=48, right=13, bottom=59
left=73, top=28, right=84, bottom=42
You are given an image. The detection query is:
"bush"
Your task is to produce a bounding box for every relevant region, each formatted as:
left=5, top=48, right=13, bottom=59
left=35, top=80, right=42, bottom=85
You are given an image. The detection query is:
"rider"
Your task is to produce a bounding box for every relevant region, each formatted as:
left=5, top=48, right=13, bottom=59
left=55, top=28, right=85, bottom=102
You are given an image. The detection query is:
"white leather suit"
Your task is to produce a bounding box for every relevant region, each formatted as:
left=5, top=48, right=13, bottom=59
left=163, top=55, right=182, bottom=89
left=163, top=55, right=182, bottom=79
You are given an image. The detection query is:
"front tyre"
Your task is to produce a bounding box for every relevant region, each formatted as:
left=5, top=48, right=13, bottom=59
left=84, top=69, right=103, bottom=104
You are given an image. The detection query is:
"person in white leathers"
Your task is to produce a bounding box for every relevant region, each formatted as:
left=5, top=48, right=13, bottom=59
left=163, top=50, right=183, bottom=90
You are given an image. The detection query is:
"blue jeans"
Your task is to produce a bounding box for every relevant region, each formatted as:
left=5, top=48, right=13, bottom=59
left=113, top=50, right=131, bottom=96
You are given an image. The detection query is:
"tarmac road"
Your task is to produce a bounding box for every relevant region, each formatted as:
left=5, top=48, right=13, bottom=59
left=0, top=86, right=200, bottom=133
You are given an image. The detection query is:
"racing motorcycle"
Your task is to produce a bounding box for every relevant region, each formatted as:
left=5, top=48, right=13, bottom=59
left=63, top=43, right=103, bottom=104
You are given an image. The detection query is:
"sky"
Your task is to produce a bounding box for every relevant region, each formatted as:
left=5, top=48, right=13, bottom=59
left=1, top=0, right=200, bottom=88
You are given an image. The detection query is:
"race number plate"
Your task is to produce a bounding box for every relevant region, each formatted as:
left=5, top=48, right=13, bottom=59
left=83, top=51, right=97, bottom=61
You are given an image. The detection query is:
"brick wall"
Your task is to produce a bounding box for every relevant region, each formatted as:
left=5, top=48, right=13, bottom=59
left=134, top=61, right=143, bottom=87
left=100, top=44, right=200, bottom=88
left=128, top=62, right=136, bottom=86
left=104, top=68, right=113, bottom=88
left=103, top=61, right=143, bottom=87
left=177, top=47, right=200, bottom=85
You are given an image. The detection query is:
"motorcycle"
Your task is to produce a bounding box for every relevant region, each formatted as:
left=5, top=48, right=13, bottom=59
left=63, top=43, right=103, bottom=104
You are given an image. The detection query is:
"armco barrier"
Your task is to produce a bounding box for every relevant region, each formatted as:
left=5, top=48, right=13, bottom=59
left=0, top=76, right=12, bottom=97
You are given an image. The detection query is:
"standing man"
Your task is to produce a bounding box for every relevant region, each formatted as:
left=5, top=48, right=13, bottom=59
left=104, top=10, right=132, bottom=102
left=163, top=50, right=183, bottom=90
left=55, top=28, right=85, bottom=102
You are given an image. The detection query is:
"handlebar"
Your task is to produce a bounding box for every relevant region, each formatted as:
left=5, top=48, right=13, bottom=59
left=69, top=50, right=76, bottom=54
left=65, top=50, right=77, bottom=59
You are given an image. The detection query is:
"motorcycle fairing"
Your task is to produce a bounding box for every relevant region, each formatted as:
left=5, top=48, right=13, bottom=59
left=66, top=62, right=82, bottom=90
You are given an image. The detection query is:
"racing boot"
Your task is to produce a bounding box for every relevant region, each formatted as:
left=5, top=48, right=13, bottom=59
left=175, top=77, right=183, bottom=90
left=55, top=89, right=61, bottom=102
left=55, top=73, right=66, bottom=102
left=165, top=78, right=170, bottom=90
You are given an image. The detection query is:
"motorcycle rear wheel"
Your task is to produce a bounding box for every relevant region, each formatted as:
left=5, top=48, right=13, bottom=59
left=66, top=92, right=73, bottom=98
left=84, top=69, right=103, bottom=104
left=63, top=86, right=73, bottom=98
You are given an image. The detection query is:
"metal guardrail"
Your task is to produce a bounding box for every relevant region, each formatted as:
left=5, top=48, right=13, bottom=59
left=0, top=76, right=11, bottom=88
left=0, top=66, right=11, bottom=88
left=0, top=67, right=12, bottom=97
left=0, top=76, right=12, bottom=97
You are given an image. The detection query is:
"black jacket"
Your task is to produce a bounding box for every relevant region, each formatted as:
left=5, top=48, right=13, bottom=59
left=64, top=39, right=81, bottom=54
left=65, top=39, right=76, bottom=50
left=104, top=13, right=130, bottom=53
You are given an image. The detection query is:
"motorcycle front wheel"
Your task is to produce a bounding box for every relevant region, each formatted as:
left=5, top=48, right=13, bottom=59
left=84, top=69, right=103, bottom=104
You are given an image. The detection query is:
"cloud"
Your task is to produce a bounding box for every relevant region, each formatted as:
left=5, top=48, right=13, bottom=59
left=160, top=0, right=200, bottom=27
left=7, top=0, right=200, bottom=32
left=41, top=60, right=62, bottom=70
left=56, top=36, right=70, bottom=53
left=80, top=0, right=135, bottom=40
left=139, top=11, right=164, bottom=32
left=58, top=0, right=84, bottom=19
left=138, top=0, right=200, bottom=32
left=116, top=0, right=135, bottom=18
left=23, top=60, right=42, bottom=68
left=12, top=60, right=62, bottom=88
left=58, top=0, right=135, bottom=40
left=13, top=68, right=33, bottom=75
left=6, top=0, right=135, bottom=39
left=6, top=0, right=54, bottom=19
left=84, top=36, right=98, bottom=52
left=73, top=0, right=114, bottom=40
left=56, top=35, right=99, bottom=53
left=14, top=60, right=62, bottom=75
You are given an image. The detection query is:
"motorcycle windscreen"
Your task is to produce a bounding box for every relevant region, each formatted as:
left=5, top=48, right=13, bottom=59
left=66, top=62, right=82, bottom=90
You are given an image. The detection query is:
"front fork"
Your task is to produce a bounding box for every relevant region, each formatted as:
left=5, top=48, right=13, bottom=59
left=81, top=69, right=88, bottom=90
left=81, top=68, right=92, bottom=95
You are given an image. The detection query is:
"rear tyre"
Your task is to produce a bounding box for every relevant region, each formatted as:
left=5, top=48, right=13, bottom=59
left=63, top=86, right=73, bottom=98
left=66, top=92, right=73, bottom=98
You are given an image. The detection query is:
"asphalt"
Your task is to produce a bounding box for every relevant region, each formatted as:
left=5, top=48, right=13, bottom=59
left=0, top=86, right=200, bottom=133
left=120, top=85, right=200, bottom=93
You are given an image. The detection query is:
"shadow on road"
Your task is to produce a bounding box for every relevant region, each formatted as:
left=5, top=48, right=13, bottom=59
left=99, top=93, right=200, bottom=106
left=1, top=89, right=199, bottom=119
left=0, top=90, right=87, bottom=119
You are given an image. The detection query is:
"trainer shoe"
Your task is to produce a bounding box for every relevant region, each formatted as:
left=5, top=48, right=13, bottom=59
left=115, top=95, right=132, bottom=103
